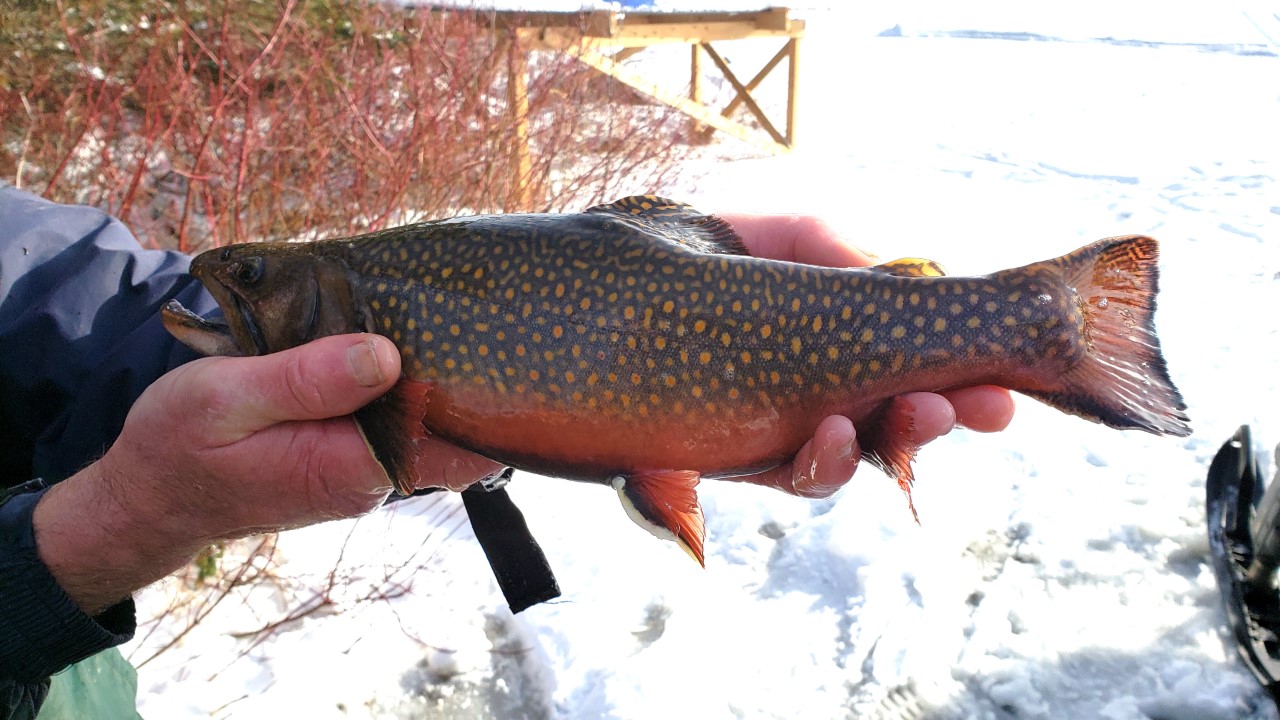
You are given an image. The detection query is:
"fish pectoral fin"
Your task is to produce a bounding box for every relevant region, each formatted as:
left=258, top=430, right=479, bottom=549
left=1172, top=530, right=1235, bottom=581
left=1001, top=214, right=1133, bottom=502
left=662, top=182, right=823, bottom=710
left=867, top=257, right=948, bottom=278
left=857, top=396, right=923, bottom=524
left=161, top=300, right=244, bottom=356
left=353, top=378, right=433, bottom=496
left=613, top=470, right=706, bottom=567
left=586, top=195, right=749, bottom=257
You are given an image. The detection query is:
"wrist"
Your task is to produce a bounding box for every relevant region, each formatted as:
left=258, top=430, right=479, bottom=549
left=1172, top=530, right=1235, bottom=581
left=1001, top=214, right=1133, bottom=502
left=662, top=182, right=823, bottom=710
left=32, top=457, right=203, bottom=615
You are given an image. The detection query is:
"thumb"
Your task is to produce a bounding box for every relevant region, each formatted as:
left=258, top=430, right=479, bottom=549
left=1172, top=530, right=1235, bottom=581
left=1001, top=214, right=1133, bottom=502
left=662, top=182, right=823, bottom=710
left=209, top=334, right=402, bottom=438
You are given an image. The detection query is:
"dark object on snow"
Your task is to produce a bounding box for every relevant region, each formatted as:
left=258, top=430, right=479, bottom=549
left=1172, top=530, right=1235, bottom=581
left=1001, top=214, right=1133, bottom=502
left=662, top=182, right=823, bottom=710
left=1206, top=424, right=1280, bottom=707
left=463, top=470, right=561, bottom=613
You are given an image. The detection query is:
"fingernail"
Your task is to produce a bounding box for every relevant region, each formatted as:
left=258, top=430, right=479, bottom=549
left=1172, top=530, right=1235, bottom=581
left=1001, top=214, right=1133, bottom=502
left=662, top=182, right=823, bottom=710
left=837, top=438, right=856, bottom=461
left=348, top=339, right=384, bottom=387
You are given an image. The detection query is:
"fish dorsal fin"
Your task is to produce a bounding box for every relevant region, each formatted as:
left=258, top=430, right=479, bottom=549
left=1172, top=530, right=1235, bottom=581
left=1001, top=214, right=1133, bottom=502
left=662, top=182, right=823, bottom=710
left=866, top=257, right=948, bottom=278
left=612, top=470, right=706, bottom=566
left=586, top=195, right=749, bottom=257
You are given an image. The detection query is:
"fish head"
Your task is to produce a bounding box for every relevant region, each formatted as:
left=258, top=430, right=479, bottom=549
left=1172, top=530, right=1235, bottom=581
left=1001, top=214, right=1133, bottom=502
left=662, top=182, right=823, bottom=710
left=190, top=242, right=364, bottom=356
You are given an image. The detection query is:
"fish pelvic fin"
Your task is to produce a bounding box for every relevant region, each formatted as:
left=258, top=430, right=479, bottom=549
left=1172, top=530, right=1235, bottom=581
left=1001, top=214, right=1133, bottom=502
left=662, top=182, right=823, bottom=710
left=354, top=378, right=433, bottom=496
left=1024, top=235, right=1191, bottom=437
left=857, top=396, right=922, bottom=524
left=613, top=470, right=706, bottom=567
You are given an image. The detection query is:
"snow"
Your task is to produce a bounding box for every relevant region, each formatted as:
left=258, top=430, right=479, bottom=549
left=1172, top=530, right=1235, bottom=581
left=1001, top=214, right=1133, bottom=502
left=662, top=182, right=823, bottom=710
left=126, top=3, right=1280, bottom=718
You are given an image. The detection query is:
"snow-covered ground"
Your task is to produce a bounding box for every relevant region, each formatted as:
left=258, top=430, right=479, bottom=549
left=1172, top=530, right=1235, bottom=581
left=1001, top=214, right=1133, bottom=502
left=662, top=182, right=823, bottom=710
left=127, top=3, right=1280, bottom=718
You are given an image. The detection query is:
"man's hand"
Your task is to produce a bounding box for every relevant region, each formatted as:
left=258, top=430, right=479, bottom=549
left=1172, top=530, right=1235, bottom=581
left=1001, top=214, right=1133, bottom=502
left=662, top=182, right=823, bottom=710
left=717, top=213, right=1016, bottom=498
left=32, top=334, right=417, bottom=614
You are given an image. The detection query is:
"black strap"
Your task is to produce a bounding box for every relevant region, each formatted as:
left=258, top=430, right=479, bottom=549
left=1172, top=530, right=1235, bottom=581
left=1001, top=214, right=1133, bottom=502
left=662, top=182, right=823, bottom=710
left=461, top=475, right=561, bottom=613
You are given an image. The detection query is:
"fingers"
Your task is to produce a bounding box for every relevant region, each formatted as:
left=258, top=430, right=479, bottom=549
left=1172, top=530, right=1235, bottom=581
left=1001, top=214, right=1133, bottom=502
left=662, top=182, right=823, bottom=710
left=203, top=334, right=402, bottom=440
left=733, top=415, right=860, bottom=499
left=717, top=213, right=875, bottom=268
left=895, top=392, right=957, bottom=445
left=942, top=385, right=1016, bottom=432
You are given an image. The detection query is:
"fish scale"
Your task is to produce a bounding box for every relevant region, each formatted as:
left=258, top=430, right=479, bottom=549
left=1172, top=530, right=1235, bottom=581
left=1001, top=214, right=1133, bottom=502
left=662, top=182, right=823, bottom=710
left=163, top=195, right=1190, bottom=565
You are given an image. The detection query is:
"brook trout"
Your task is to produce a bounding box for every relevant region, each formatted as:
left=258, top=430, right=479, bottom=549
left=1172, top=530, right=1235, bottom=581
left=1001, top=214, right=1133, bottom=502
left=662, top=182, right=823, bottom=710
left=163, top=195, right=1190, bottom=564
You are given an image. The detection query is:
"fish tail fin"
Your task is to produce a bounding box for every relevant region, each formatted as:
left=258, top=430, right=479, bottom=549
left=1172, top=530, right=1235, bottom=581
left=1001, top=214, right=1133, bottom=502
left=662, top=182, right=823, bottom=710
left=1022, top=235, right=1191, bottom=437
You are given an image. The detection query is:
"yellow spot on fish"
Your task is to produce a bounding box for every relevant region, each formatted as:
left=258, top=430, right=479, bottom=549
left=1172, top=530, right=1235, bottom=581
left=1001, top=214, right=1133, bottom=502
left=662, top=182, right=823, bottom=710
left=859, top=328, right=874, bottom=343
left=891, top=325, right=906, bottom=339
left=654, top=337, right=667, bottom=350
left=699, top=351, right=712, bottom=364
left=720, top=332, right=732, bottom=347
left=827, top=346, right=839, bottom=360
left=967, top=317, right=981, bottom=329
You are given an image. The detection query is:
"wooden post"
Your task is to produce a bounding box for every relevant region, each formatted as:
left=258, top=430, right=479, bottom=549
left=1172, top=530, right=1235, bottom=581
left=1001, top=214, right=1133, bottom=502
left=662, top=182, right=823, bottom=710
left=507, top=39, right=533, bottom=211
left=785, top=37, right=799, bottom=148
left=689, top=43, right=706, bottom=138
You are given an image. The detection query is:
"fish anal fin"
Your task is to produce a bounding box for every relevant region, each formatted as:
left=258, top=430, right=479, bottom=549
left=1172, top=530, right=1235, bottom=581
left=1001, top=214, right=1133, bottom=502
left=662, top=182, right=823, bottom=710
left=353, top=379, right=432, bottom=496
left=586, top=195, right=749, bottom=257
left=613, top=470, right=706, bottom=566
left=1020, top=235, right=1190, bottom=437
left=857, top=396, right=922, bottom=524
left=867, top=257, right=948, bottom=278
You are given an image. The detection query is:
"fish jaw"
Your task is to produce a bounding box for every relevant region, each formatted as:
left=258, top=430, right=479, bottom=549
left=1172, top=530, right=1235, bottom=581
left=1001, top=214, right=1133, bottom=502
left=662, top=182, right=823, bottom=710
left=160, top=299, right=243, bottom=357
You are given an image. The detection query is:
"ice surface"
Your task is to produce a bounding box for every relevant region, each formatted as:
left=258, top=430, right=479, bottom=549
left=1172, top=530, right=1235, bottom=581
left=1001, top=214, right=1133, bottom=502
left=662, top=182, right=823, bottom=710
left=128, top=3, right=1280, bottom=718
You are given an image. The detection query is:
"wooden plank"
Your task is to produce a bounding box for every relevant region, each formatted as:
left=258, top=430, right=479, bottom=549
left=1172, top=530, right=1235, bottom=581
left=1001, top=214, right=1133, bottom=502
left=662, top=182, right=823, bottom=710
left=506, top=41, right=534, bottom=211
left=690, top=43, right=705, bottom=136
left=522, top=24, right=801, bottom=49
left=553, top=40, right=790, bottom=155
left=785, top=38, right=799, bottom=147
left=717, top=42, right=790, bottom=120
left=700, top=43, right=788, bottom=147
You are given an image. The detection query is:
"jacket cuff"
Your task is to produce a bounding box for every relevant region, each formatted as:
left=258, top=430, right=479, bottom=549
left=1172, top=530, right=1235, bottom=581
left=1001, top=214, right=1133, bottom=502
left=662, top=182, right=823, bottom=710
left=0, top=487, right=136, bottom=682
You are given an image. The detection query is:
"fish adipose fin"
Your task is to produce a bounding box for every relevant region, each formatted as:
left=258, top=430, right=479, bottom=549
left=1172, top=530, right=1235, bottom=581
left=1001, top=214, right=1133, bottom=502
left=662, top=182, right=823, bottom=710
left=1024, top=235, right=1191, bottom=437
left=613, top=470, right=706, bottom=566
left=354, top=379, right=433, bottom=496
left=867, top=257, right=948, bottom=278
left=586, top=195, right=749, bottom=257
left=856, top=396, right=922, bottom=523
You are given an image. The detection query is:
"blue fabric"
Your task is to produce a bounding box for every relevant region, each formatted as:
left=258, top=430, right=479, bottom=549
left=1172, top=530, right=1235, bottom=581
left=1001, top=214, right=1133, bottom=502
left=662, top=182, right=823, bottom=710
left=0, top=185, right=216, bottom=719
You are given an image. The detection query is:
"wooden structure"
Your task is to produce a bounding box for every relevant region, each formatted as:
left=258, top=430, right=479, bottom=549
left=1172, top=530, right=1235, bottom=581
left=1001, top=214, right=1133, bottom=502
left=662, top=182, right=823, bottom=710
left=488, top=8, right=805, bottom=207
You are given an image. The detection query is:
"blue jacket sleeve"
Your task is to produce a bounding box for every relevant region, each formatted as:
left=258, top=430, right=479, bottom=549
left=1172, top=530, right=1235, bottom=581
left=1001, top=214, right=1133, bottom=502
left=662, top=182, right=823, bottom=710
left=0, top=185, right=218, bottom=717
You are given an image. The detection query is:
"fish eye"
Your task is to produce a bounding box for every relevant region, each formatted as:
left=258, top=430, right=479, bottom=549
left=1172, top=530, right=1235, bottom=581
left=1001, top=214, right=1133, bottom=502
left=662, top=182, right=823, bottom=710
left=234, top=257, right=265, bottom=285
left=219, top=247, right=233, bottom=262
